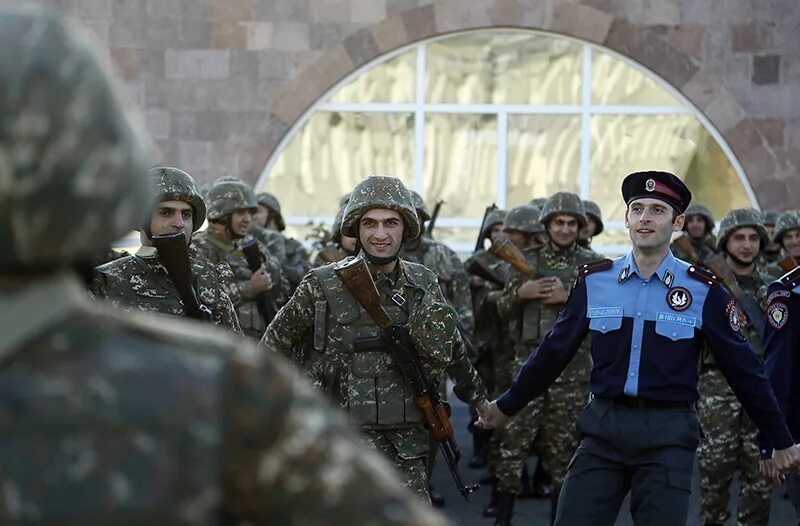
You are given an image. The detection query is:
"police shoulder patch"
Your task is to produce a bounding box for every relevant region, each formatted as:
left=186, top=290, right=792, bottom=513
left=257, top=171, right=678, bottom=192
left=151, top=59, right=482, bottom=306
left=767, top=302, right=789, bottom=330
left=578, top=258, right=613, bottom=278
left=780, top=266, right=800, bottom=289
left=686, top=265, right=722, bottom=287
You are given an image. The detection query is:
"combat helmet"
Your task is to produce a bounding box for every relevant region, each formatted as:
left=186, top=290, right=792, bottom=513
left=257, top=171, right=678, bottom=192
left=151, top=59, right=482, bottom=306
left=716, top=208, right=769, bottom=252
left=409, top=190, right=431, bottom=222
left=774, top=210, right=800, bottom=244
left=762, top=210, right=781, bottom=227
left=503, top=205, right=544, bottom=234
left=529, top=197, right=547, bottom=208
left=341, top=175, right=420, bottom=240
left=256, top=192, right=286, bottom=231
left=206, top=179, right=258, bottom=222
left=481, top=209, right=508, bottom=240
left=331, top=205, right=346, bottom=242
left=150, top=167, right=206, bottom=232
left=0, top=11, right=152, bottom=268
left=539, top=192, right=587, bottom=229
left=582, top=200, right=604, bottom=236
left=682, top=203, right=715, bottom=235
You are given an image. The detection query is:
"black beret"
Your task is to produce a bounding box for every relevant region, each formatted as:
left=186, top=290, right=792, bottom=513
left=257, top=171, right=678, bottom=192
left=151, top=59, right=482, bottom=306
left=621, top=171, right=692, bottom=214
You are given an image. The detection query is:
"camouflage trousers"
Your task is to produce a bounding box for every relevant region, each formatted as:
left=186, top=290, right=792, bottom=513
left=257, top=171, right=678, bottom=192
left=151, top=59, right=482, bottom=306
left=363, top=429, right=430, bottom=504
left=698, top=367, right=771, bottom=526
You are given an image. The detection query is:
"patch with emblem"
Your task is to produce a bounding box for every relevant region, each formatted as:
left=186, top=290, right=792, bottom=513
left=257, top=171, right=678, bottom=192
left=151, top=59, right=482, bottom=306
left=666, top=286, right=692, bottom=311
left=767, top=290, right=791, bottom=305
left=767, top=302, right=789, bottom=330
left=645, top=178, right=656, bottom=192
left=663, top=270, right=674, bottom=288
left=726, top=299, right=742, bottom=332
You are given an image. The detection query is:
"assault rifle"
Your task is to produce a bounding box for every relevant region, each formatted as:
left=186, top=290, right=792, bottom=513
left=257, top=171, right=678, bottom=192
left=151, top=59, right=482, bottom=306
left=426, top=199, right=445, bottom=238
left=474, top=204, right=498, bottom=253
left=466, top=258, right=505, bottom=288
left=240, top=237, right=279, bottom=323
left=335, top=255, right=479, bottom=500
left=778, top=255, right=799, bottom=274
left=151, top=232, right=212, bottom=321
left=489, top=238, right=537, bottom=277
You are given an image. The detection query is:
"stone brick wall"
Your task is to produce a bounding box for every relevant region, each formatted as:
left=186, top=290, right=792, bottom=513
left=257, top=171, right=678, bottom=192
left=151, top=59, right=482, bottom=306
left=28, top=0, right=800, bottom=209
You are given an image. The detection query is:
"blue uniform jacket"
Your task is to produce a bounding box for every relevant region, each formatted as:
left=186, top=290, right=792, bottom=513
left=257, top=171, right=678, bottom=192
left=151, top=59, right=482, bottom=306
left=498, top=250, right=793, bottom=451
left=762, top=269, right=800, bottom=456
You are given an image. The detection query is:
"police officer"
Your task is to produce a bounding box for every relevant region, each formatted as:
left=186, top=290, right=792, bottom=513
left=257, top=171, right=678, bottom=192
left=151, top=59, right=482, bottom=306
left=260, top=175, right=488, bottom=503
left=697, top=208, right=772, bottom=526
left=0, top=11, right=449, bottom=526
left=495, top=194, right=600, bottom=525
left=763, top=210, right=800, bottom=280
left=478, top=171, right=800, bottom=526
left=193, top=179, right=290, bottom=339
left=91, top=167, right=241, bottom=333
left=670, top=202, right=717, bottom=262
left=254, top=192, right=313, bottom=290
left=579, top=199, right=604, bottom=249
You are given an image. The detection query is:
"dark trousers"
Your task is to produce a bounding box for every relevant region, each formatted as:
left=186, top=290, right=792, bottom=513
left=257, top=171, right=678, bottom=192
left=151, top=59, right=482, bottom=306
left=555, top=397, right=701, bottom=526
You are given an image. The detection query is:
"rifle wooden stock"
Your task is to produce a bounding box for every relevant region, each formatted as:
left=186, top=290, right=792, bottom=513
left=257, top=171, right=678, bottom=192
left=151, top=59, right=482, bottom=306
left=466, top=258, right=505, bottom=287
left=490, top=238, right=537, bottom=277
left=778, top=255, right=799, bottom=273
left=673, top=235, right=700, bottom=264
left=151, top=232, right=211, bottom=321
left=334, top=257, right=393, bottom=328
left=240, top=238, right=279, bottom=322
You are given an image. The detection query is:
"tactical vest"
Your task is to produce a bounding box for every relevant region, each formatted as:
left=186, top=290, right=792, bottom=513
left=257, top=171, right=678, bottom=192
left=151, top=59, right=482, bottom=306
left=311, top=261, right=442, bottom=430
left=206, top=236, right=265, bottom=335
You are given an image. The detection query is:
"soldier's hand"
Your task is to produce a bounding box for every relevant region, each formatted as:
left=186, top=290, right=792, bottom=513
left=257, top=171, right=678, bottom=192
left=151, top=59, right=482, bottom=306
left=476, top=400, right=510, bottom=429
left=542, top=277, right=569, bottom=305
left=760, top=459, right=784, bottom=486
left=772, top=444, right=800, bottom=474
left=486, top=290, right=503, bottom=304
left=249, top=266, right=273, bottom=294
left=518, top=278, right=555, bottom=300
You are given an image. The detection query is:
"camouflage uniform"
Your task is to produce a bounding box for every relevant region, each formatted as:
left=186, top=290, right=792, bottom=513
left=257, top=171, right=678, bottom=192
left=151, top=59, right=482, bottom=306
left=670, top=203, right=718, bottom=262
left=90, top=167, right=241, bottom=333
left=260, top=176, right=487, bottom=501
left=579, top=199, right=604, bottom=249
left=495, top=194, right=599, bottom=499
left=698, top=209, right=772, bottom=526
left=0, top=12, right=447, bottom=526
left=256, top=192, right=313, bottom=290
left=763, top=210, right=800, bottom=280
left=310, top=205, right=352, bottom=267
left=760, top=210, right=782, bottom=266
left=193, top=181, right=290, bottom=339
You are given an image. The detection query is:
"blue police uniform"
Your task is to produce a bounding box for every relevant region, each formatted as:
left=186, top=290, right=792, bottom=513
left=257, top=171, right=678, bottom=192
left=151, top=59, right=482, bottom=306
left=495, top=170, right=793, bottom=526
left=763, top=267, right=800, bottom=522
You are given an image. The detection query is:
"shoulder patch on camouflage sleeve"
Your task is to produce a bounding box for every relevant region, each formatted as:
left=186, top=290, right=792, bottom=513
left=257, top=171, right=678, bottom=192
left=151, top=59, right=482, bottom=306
left=780, top=266, right=800, bottom=289
left=578, top=258, right=613, bottom=277
left=686, top=265, right=722, bottom=287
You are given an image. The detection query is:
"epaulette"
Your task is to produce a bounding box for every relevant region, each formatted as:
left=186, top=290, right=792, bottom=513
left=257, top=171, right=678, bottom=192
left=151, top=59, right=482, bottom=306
left=780, top=266, right=800, bottom=288
left=687, top=265, right=723, bottom=287
left=578, top=258, right=613, bottom=277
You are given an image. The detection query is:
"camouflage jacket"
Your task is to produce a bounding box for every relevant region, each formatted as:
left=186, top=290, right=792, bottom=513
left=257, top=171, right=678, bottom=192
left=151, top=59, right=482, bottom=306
left=90, top=246, right=241, bottom=334
left=670, top=235, right=717, bottom=263
left=251, top=224, right=287, bottom=263
left=282, top=236, right=313, bottom=291
left=497, top=242, right=600, bottom=383
left=464, top=249, right=509, bottom=353
left=402, top=237, right=475, bottom=334
left=260, top=257, right=487, bottom=457
left=0, top=273, right=449, bottom=526
left=192, top=229, right=290, bottom=338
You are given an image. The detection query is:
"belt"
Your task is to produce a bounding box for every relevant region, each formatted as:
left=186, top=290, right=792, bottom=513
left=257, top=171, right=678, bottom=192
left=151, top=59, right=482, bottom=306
left=604, top=396, right=692, bottom=410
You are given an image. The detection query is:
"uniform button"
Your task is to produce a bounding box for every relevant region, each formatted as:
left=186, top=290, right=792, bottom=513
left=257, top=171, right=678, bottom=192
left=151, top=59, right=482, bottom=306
left=601, top=324, right=607, bottom=330
left=672, top=332, right=677, bottom=337
left=629, top=372, right=636, bottom=377
left=637, top=312, right=642, bottom=317
left=633, top=344, right=639, bottom=349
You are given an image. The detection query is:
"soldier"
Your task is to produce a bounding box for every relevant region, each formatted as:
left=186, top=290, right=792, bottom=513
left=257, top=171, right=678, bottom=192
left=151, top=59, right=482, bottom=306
left=260, top=175, right=488, bottom=503
left=0, top=10, right=449, bottom=526
left=670, top=203, right=717, bottom=262
left=697, top=209, right=772, bottom=526
left=193, top=180, right=290, bottom=339
left=478, top=171, right=800, bottom=526
left=311, top=205, right=358, bottom=267
left=91, top=167, right=241, bottom=333
left=761, top=210, right=782, bottom=265
left=255, top=192, right=313, bottom=290
left=493, top=194, right=600, bottom=525
left=529, top=197, right=548, bottom=209
left=763, top=210, right=800, bottom=280
left=579, top=199, right=604, bottom=249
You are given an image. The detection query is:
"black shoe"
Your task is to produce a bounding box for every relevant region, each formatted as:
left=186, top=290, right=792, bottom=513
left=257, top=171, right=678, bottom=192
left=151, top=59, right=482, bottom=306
left=468, top=429, right=490, bottom=469
left=483, top=483, right=498, bottom=517
left=518, top=464, right=535, bottom=499
left=428, top=484, right=445, bottom=508
left=493, top=491, right=515, bottom=526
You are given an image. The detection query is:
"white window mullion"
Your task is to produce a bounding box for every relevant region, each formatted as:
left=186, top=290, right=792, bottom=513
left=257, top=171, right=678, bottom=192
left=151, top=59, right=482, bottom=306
left=580, top=45, right=592, bottom=201
left=497, top=111, right=508, bottom=209
left=414, top=44, right=426, bottom=194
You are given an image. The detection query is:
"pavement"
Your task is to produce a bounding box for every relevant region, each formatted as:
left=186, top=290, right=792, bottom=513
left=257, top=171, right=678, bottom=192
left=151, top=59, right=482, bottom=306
left=431, top=392, right=797, bottom=525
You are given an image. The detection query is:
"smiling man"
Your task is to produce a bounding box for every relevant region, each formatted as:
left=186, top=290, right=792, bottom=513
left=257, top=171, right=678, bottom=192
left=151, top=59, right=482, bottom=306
left=477, top=171, right=800, bottom=526
left=260, top=175, right=488, bottom=503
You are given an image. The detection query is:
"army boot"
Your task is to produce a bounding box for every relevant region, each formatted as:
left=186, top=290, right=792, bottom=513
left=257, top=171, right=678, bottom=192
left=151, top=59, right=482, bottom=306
left=493, top=491, right=515, bottom=526
left=483, top=482, right=499, bottom=517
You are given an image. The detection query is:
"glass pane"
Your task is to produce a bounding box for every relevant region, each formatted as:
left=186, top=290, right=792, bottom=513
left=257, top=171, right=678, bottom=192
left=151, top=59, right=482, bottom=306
left=329, top=50, right=416, bottom=104
left=263, top=111, right=414, bottom=218
left=590, top=114, right=749, bottom=224
left=426, top=30, right=582, bottom=105
left=424, top=113, right=497, bottom=219
left=591, top=228, right=631, bottom=258
left=506, top=115, right=581, bottom=208
left=592, top=51, right=681, bottom=106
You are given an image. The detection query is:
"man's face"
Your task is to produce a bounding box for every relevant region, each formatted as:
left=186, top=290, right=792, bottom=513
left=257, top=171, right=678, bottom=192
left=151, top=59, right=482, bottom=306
left=782, top=229, right=800, bottom=258
left=253, top=204, right=270, bottom=229
left=489, top=223, right=505, bottom=244
left=504, top=229, right=528, bottom=250
left=725, top=226, right=760, bottom=265
left=359, top=208, right=404, bottom=259
left=626, top=198, right=683, bottom=250
left=230, top=208, right=254, bottom=237
left=150, top=200, right=193, bottom=245
left=547, top=214, right=579, bottom=249
left=580, top=216, right=597, bottom=241
left=685, top=214, right=707, bottom=239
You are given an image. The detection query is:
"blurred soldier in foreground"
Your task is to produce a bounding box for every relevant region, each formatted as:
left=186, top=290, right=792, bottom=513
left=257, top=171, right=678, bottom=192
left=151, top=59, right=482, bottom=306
left=91, top=167, right=241, bottom=333
left=670, top=203, right=717, bottom=262
left=697, top=209, right=772, bottom=526
left=0, top=10, right=448, bottom=526
left=254, top=192, right=312, bottom=290
left=578, top=199, right=604, bottom=249
left=763, top=210, right=800, bottom=280
left=261, top=176, right=488, bottom=503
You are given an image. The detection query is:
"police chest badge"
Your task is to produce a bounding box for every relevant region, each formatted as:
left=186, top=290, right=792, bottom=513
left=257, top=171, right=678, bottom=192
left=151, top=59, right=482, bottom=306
left=767, top=302, right=789, bottom=330
left=666, top=286, right=692, bottom=311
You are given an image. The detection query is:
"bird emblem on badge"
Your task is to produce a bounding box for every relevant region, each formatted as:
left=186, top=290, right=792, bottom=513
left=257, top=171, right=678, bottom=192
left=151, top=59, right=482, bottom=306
left=667, top=286, right=692, bottom=311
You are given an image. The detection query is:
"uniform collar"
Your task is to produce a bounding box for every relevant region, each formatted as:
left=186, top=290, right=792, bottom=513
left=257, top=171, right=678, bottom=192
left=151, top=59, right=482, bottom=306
left=619, top=250, right=678, bottom=288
